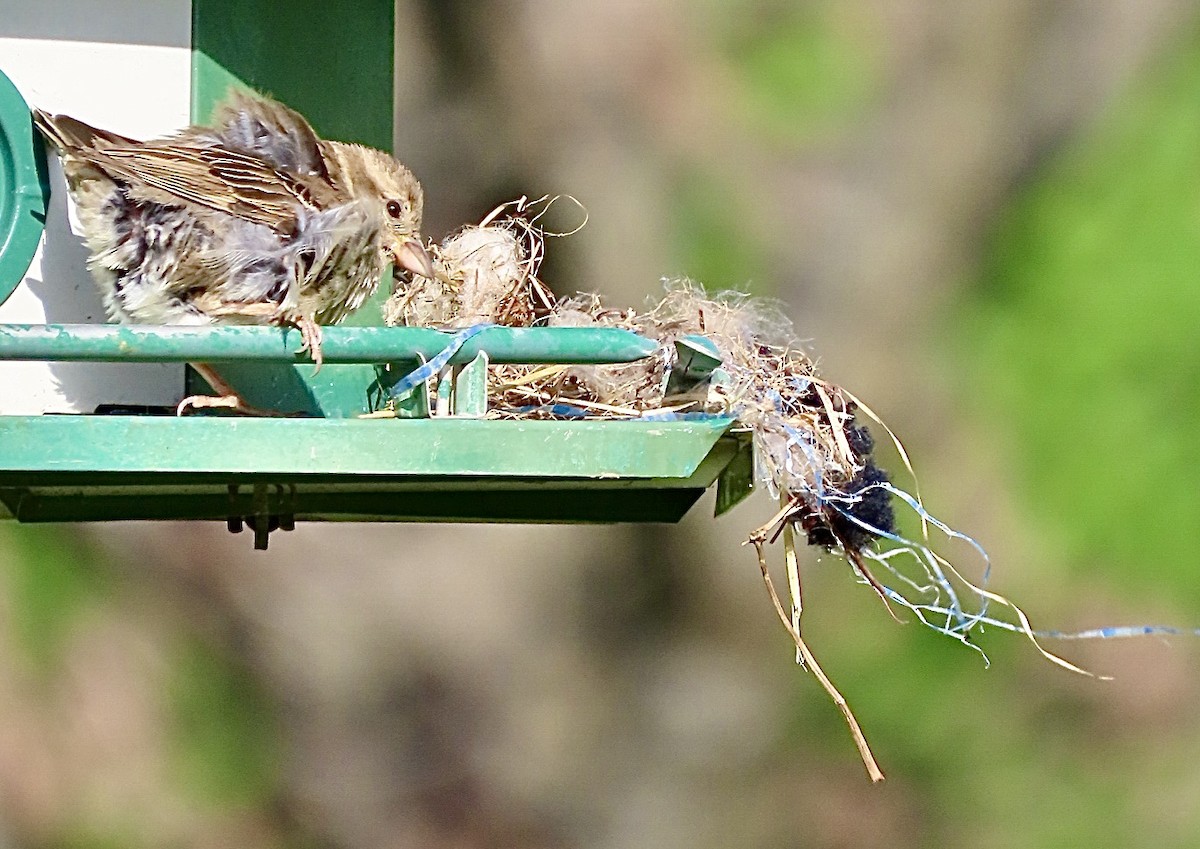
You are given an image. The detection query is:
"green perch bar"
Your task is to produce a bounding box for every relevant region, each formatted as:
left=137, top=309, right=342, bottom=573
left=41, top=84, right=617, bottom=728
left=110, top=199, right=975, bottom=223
left=0, top=324, right=660, bottom=365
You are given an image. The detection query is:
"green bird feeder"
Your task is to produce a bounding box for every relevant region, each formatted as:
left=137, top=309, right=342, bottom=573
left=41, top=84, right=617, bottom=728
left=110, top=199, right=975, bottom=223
left=0, top=4, right=753, bottom=548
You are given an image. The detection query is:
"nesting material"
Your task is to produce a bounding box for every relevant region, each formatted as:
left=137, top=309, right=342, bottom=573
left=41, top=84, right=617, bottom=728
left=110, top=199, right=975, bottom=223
left=383, top=199, right=1118, bottom=783
left=385, top=197, right=556, bottom=328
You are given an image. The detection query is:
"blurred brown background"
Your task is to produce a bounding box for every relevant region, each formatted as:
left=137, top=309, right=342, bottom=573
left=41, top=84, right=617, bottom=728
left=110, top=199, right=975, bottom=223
left=5, top=1, right=1200, bottom=846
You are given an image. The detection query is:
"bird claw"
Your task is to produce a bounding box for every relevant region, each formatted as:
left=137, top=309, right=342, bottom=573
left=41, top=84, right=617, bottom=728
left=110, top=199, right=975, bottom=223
left=177, top=394, right=284, bottom=417
left=272, top=310, right=324, bottom=371
left=296, top=316, right=324, bottom=371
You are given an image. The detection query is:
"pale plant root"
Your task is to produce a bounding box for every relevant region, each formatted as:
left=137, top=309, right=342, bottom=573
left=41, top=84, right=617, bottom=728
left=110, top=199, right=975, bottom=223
left=748, top=531, right=885, bottom=783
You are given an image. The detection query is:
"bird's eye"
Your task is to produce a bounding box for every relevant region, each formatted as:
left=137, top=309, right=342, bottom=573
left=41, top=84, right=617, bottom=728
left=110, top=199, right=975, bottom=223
left=386, top=200, right=404, bottom=219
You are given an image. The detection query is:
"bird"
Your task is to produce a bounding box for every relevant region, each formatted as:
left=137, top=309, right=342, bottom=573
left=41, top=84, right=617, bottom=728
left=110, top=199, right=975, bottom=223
left=33, top=90, right=433, bottom=413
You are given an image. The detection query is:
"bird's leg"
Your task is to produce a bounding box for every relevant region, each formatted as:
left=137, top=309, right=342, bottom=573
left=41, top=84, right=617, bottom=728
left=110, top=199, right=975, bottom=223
left=177, top=363, right=285, bottom=417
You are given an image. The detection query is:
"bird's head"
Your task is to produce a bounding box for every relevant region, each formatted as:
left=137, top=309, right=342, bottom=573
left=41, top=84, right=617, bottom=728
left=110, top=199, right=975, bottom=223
left=326, top=141, right=434, bottom=279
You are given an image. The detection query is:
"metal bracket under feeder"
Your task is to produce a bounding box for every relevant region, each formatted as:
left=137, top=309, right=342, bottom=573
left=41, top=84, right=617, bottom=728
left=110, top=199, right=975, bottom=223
left=0, top=324, right=756, bottom=547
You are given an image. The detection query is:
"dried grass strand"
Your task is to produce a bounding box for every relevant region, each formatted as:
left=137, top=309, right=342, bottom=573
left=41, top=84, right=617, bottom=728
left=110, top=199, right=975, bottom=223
left=752, top=536, right=885, bottom=783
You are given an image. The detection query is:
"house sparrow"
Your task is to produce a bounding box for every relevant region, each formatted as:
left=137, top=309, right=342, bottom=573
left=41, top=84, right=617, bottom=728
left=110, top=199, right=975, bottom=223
left=33, top=91, right=432, bottom=410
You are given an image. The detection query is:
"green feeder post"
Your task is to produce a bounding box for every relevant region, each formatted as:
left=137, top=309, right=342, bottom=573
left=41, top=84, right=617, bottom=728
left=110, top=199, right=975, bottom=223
left=189, top=0, right=398, bottom=414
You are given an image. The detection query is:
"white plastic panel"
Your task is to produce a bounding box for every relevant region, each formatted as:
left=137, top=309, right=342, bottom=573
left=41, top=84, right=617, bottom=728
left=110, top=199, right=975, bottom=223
left=0, top=1, right=191, bottom=413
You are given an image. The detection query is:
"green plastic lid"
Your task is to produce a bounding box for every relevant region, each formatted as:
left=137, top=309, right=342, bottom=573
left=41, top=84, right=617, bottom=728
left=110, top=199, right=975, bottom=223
left=0, top=67, right=50, bottom=306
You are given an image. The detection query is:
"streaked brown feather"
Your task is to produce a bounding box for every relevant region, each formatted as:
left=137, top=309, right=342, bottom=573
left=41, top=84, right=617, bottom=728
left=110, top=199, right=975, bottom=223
left=89, top=143, right=327, bottom=233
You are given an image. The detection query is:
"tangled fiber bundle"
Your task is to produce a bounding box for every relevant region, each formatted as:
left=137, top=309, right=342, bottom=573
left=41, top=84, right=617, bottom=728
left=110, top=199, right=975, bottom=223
left=385, top=199, right=1166, bottom=781
left=384, top=198, right=557, bottom=329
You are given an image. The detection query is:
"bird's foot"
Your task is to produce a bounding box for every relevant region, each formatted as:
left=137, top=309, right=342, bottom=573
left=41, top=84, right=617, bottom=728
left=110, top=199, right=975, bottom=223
left=294, top=315, right=324, bottom=371
left=268, top=309, right=324, bottom=370
left=182, top=362, right=300, bottom=417
left=177, top=394, right=287, bottom=417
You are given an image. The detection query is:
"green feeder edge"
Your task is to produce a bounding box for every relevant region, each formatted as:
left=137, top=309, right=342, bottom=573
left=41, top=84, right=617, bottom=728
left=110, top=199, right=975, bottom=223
left=0, top=67, right=50, bottom=305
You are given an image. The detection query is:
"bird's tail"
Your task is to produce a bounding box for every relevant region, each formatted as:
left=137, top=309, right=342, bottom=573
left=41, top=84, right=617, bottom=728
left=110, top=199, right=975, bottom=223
left=31, top=108, right=137, bottom=154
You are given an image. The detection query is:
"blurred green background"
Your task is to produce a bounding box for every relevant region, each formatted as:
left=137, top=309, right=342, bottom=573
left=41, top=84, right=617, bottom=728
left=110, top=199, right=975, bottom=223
left=4, top=1, right=1200, bottom=847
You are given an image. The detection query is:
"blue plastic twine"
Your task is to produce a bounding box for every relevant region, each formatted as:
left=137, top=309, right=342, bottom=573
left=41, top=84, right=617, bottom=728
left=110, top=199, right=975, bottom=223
left=388, top=324, right=491, bottom=400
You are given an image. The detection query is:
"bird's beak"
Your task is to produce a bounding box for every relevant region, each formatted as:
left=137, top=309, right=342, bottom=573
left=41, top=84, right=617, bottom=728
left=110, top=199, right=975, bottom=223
left=394, top=239, right=434, bottom=279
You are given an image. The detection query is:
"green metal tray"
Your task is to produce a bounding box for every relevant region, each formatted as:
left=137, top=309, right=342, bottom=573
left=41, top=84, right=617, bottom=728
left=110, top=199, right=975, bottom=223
left=0, top=324, right=755, bottom=546
left=0, top=416, right=751, bottom=545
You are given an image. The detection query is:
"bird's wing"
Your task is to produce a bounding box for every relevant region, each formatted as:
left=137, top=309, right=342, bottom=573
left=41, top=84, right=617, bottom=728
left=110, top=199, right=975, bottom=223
left=185, top=91, right=332, bottom=181
left=89, top=143, right=332, bottom=234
